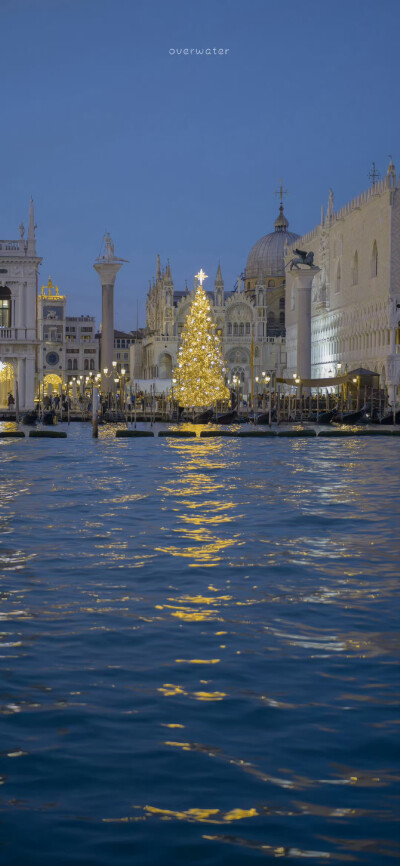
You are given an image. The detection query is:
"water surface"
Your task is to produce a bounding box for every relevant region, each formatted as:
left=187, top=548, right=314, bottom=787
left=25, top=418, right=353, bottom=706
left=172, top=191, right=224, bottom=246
left=0, top=424, right=399, bottom=864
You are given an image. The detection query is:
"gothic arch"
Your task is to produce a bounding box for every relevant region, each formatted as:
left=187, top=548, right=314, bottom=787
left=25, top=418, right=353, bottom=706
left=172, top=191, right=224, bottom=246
left=335, top=260, right=341, bottom=293
left=158, top=352, right=172, bottom=379
left=352, top=251, right=358, bottom=285
left=371, top=241, right=378, bottom=278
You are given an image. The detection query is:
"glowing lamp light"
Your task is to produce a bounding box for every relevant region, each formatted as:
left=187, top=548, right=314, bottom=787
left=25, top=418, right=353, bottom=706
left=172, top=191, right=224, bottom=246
left=121, top=368, right=126, bottom=376
left=103, top=367, right=108, bottom=375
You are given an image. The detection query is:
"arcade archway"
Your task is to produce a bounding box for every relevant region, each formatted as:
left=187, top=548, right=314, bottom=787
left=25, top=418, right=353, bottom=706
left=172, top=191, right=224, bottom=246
left=43, top=374, right=63, bottom=397
left=0, top=361, right=15, bottom=407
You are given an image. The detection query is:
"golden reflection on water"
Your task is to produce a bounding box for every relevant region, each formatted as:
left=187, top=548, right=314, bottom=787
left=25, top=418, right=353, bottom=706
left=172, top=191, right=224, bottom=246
left=157, top=437, right=242, bottom=567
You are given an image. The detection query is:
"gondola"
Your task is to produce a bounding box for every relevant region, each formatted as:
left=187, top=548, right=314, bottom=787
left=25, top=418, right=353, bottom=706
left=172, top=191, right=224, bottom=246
left=42, top=410, right=57, bottom=425
left=215, top=410, right=238, bottom=424
left=307, top=409, right=336, bottom=424
left=22, top=411, right=37, bottom=425
left=380, top=412, right=400, bottom=425
left=333, top=408, right=366, bottom=424
left=254, top=412, right=277, bottom=425
left=193, top=408, right=214, bottom=423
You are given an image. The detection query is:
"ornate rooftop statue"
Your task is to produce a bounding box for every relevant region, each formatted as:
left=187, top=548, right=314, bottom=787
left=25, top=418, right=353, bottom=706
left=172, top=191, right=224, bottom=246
left=104, top=233, right=115, bottom=260
left=287, top=248, right=315, bottom=271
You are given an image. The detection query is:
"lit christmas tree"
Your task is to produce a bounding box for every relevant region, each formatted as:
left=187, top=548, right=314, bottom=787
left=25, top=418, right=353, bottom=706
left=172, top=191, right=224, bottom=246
left=172, top=269, right=230, bottom=408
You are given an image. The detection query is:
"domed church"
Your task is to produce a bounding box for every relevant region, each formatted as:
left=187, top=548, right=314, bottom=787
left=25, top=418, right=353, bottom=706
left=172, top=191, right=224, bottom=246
left=131, top=196, right=299, bottom=393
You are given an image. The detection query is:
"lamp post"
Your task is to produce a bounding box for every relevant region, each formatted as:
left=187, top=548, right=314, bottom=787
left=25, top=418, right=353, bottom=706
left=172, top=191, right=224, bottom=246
left=171, top=377, right=177, bottom=421
left=255, top=375, right=259, bottom=424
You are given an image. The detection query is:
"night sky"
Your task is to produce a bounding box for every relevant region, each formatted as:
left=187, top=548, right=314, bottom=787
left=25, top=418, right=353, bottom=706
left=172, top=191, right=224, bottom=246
left=2, top=0, right=399, bottom=328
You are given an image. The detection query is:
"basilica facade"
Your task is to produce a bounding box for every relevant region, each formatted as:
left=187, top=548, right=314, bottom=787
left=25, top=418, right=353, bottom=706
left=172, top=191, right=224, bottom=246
left=131, top=202, right=300, bottom=392
left=284, top=159, right=400, bottom=396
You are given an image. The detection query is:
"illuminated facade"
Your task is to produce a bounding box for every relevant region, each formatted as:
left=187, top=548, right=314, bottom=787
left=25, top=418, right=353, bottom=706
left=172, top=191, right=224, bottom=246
left=37, top=277, right=99, bottom=395
left=0, top=200, right=41, bottom=410
left=131, top=203, right=297, bottom=391
left=285, top=159, right=400, bottom=394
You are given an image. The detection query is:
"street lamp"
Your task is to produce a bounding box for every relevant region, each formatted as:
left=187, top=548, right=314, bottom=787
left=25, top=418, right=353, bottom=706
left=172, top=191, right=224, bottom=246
left=255, top=375, right=259, bottom=423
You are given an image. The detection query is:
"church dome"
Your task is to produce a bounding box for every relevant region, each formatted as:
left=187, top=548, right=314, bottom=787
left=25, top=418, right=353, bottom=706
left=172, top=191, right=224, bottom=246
left=245, top=205, right=300, bottom=279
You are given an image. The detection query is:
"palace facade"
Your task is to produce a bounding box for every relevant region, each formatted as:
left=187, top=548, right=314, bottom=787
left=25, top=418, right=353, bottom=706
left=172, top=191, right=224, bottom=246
left=285, top=159, right=400, bottom=396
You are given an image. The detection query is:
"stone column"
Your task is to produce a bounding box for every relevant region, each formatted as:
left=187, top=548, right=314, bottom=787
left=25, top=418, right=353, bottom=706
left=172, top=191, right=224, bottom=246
left=93, top=260, right=123, bottom=396
left=291, top=267, right=320, bottom=384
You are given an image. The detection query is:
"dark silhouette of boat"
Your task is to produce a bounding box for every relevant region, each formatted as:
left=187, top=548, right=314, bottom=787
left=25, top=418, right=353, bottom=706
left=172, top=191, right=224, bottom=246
left=193, top=408, right=214, bottom=423
left=215, top=410, right=238, bottom=424
left=380, top=412, right=400, bottom=425
left=333, top=408, right=366, bottom=424
left=255, top=412, right=277, bottom=425
left=22, top=411, right=37, bottom=425
left=43, top=410, right=57, bottom=425
left=308, top=409, right=336, bottom=424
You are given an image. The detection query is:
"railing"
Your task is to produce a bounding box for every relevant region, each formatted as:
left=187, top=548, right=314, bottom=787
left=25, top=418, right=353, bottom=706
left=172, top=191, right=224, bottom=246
left=0, top=240, right=25, bottom=255
left=0, top=327, right=31, bottom=340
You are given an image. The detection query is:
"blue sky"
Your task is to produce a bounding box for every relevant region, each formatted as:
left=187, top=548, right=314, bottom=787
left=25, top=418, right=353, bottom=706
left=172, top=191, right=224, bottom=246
left=2, top=0, right=399, bottom=328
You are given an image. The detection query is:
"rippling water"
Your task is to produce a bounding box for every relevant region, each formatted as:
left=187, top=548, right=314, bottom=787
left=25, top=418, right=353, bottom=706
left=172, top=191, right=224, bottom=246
left=1, top=423, right=399, bottom=865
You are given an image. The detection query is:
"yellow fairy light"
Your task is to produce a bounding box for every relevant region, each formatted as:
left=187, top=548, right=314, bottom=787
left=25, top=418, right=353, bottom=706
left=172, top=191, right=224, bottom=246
left=171, top=275, right=230, bottom=408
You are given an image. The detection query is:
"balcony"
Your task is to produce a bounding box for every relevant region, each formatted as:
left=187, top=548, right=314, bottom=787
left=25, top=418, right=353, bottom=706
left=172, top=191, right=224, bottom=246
left=0, top=327, right=35, bottom=341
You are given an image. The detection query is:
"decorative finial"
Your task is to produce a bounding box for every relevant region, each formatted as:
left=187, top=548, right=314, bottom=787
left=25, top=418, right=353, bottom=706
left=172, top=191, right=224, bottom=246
left=195, top=268, right=208, bottom=286
left=368, top=162, right=381, bottom=187
left=274, top=179, right=288, bottom=207
left=19, top=223, right=25, bottom=239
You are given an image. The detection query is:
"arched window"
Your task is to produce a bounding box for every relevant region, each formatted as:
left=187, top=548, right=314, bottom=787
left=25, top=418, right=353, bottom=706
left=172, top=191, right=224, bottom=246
left=227, top=322, right=232, bottom=335
left=352, top=251, right=358, bottom=285
left=73, top=359, right=78, bottom=370
left=268, top=280, right=275, bottom=287
left=84, top=359, right=89, bottom=370
left=279, top=296, right=285, bottom=309
left=371, top=241, right=378, bottom=277
left=239, top=322, right=244, bottom=335
left=280, top=311, right=285, bottom=325
left=335, top=260, right=341, bottom=293
left=233, top=322, right=238, bottom=336
left=0, top=286, right=11, bottom=328
left=90, top=359, right=94, bottom=370
left=258, top=291, right=263, bottom=305
left=67, top=359, right=72, bottom=370
left=245, top=322, right=250, bottom=335
left=247, top=281, right=251, bottom=292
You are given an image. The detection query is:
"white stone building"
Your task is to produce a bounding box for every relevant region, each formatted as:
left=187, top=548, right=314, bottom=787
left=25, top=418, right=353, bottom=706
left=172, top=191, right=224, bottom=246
left=0, top=200, right=41, bottom=410
left=285, top=159, right=400, bottom=397
left=131, top=203, right=298, bottom=393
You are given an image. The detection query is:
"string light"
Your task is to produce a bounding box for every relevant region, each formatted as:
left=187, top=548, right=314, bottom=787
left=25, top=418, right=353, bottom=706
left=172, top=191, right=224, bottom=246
left=171, top=277, right=230, bottom=408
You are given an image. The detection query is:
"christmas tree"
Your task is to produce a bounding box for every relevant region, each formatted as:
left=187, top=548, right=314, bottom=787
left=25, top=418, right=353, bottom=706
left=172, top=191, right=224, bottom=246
left=172, top=269, right=230, bottom=408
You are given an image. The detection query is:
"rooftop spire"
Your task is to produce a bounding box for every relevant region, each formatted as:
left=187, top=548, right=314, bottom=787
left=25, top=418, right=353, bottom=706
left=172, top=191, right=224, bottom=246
left=273, top=180, right=289, bottom=232
left=386, top=155, right=396, bottom=189
left=215, top=261, right=224, bottom=286
left=274, top=203, right=289, bottom=232
left=156, top=254, right=161, bottom=280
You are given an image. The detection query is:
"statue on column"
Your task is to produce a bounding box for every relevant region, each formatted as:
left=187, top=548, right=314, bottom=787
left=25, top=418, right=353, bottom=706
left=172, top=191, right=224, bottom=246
left=286, top=249, right=315, bottom=271
left=104, top=233, right=115, bottom=260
